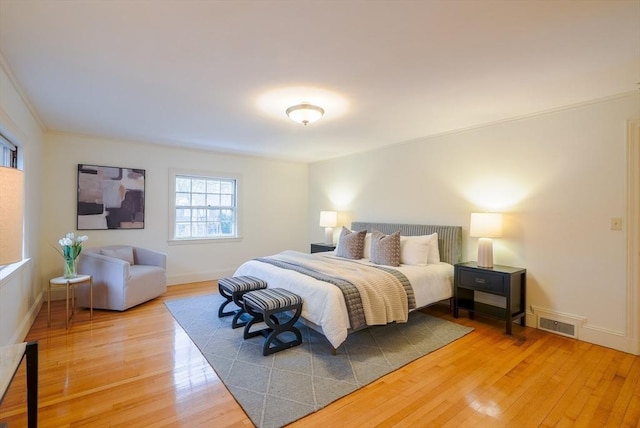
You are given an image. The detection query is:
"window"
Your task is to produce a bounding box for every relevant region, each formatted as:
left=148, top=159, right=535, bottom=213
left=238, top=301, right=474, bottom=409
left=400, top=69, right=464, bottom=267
left=170, top=170, right=239, bottom=241
left=0, top=132, right=22, bottom=270
left=1, top=133, right=17, bottom=168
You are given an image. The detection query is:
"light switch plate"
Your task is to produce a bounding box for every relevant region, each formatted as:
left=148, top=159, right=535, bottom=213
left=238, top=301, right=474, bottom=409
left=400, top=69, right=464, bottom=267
left=611, top=217, right=623, bottom=230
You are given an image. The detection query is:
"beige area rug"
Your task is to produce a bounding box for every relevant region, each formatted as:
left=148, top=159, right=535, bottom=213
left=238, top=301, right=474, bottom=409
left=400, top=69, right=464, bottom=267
left=165, top=293, right=473, bottom=428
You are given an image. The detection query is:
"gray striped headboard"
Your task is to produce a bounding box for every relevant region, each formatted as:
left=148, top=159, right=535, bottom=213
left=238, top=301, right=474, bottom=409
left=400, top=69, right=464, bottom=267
left=350, top=222, right=462, bottom=265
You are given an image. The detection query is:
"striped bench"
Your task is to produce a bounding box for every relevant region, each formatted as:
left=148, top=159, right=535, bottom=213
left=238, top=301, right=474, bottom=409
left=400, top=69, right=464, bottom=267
left=242, top=288, right=303, bottom=356
left=217, top=276, right=268, bottom=329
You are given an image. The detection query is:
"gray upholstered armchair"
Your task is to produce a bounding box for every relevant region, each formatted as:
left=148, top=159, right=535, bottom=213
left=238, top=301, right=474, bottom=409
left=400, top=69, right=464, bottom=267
left=76, top=245, right=167, bottom=311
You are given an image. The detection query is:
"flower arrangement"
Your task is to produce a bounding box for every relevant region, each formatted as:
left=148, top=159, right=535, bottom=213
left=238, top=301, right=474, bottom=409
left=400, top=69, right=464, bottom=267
left=58, top=232, right=88, bottom=278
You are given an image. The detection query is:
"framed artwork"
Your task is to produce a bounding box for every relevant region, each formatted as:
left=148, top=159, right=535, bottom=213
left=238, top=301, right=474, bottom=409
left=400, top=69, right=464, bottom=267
left=77, top=164, right=146, bottom=230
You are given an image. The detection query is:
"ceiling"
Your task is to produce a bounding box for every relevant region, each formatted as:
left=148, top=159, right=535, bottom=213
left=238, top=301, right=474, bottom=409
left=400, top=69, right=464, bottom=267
left=0, top=1, right=638, bottom=163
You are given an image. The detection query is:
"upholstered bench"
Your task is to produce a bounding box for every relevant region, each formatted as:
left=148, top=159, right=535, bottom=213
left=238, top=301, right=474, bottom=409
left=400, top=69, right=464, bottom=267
left=242, top=288, right=303, bottom=356
left=217, top=276, right=268, bottom=329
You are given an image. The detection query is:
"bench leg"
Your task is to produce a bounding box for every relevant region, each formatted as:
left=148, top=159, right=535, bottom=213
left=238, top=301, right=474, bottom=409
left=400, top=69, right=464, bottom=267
left=261, top=305, right=302, bottom=356
left=243, top=301, right=266, bottom=339
left=231, top=292, right=252, bottom=329
left=217, top=285, right=236, bottom=318
left=231, top=307, right=249, bottom=329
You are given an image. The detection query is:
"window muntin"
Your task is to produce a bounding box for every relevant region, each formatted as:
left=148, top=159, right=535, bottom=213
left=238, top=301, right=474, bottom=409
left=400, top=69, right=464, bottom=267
left=172, top=174, right=238, bottom=240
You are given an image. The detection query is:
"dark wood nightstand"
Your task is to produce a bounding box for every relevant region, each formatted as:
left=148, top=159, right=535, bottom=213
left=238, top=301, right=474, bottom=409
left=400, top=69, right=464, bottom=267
left=310, top=243, right=336, bottom=253
left=453, top=261, right=526, bottom=335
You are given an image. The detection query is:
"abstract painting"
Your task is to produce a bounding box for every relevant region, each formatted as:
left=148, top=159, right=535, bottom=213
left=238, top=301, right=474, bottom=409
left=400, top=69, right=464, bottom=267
left=77, top=164, right=145, bottom=230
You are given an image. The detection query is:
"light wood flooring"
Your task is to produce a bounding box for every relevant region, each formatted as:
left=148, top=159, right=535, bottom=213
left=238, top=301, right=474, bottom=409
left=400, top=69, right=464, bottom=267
left=1, top=281, right=638, bottom=427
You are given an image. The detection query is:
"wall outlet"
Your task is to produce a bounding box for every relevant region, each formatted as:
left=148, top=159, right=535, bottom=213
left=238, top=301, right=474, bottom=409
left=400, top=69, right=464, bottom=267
left=610, top=217, right=623, bottom=230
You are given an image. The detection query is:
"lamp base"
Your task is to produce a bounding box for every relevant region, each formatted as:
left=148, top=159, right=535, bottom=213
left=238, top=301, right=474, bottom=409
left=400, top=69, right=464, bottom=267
left=324, top=227, right=334, bottom=245
left=477, top=238, right=494, bottom=268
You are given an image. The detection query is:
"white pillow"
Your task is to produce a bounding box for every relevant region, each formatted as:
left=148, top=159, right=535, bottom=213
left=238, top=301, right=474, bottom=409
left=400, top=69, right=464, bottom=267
left=399, top=233, right=440, bottom=265
left=400, top=235, right=430, bottom=265
left=427, top=233, right=440, bottom=264
left=101, top=247, right=135, bottom=265
left=363, top=233, right=372, bottom=259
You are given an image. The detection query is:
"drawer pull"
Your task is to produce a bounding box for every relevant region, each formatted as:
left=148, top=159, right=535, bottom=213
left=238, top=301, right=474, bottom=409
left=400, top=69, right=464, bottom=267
left=475, top=278, right=486, bottom=284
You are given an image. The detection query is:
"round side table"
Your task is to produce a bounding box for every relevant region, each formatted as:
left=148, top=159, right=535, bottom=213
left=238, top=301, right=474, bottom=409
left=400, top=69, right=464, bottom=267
left=48, top=274, right=93, bottom=329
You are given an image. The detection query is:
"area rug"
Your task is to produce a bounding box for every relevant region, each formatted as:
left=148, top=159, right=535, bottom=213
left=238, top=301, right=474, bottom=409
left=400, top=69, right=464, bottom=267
left=165, top=293, right=473, bottom=428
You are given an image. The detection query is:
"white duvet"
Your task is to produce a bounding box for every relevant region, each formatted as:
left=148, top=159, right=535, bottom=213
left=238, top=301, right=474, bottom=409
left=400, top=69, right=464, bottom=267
left=233, top=250, right=454, bottom=349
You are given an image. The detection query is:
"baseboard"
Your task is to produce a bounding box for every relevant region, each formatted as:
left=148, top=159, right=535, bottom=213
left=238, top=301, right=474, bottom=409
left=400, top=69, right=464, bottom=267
left=10, top=291, right=44, bottom=344
left=580, top=324, right=639, bottom=355
left=531, top=305, right=637, bottom=355
left=168, top=269, right=236, bottom=286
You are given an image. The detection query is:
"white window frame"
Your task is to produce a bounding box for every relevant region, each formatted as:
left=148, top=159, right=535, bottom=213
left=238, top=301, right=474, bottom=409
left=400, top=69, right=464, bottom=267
left=168, top=169, right=242, bottom=244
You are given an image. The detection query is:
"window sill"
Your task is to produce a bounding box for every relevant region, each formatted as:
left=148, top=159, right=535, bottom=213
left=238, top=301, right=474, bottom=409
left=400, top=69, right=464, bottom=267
left=168, top=236, right=243, bottom=246
left=0, top=258, right=31, bottom=286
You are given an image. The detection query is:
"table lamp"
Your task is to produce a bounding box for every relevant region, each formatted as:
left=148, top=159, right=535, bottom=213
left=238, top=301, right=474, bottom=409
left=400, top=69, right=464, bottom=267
left=319, top=211, right=338, bottom=245
left=470, top=212, right=503, bottom=268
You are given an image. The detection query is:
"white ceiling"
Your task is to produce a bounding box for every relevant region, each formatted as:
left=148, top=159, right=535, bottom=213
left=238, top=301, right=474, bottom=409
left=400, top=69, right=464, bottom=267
left=0, top=1, right=638, bottom=163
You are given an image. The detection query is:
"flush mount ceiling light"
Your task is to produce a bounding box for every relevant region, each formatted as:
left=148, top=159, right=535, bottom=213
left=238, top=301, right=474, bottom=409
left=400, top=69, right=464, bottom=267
left=285, top=103, right=325, bottom=126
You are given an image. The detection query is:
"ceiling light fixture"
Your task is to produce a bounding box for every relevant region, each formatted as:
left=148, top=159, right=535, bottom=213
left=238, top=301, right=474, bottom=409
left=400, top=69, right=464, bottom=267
left=285, top=103, right=324, bottom=126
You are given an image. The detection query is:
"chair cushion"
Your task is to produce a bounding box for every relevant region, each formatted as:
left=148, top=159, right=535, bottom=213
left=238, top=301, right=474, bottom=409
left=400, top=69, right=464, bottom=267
left=101, top=246, right=135, bottom=265
left=218, top=276, right=267, bottom=293
left=244, top=288, right=303, bottom=311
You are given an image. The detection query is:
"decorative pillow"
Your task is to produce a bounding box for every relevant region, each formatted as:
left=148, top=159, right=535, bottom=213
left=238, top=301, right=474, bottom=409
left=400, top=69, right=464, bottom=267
left=370, top=230, right=401, bottom=267
left=335, top=227, right=367, bottom=259
left=101, top=247, right=135, bottom=265
left=400, top=235, right=430, bottom=265
left=426, top=233, right=440, bottom=264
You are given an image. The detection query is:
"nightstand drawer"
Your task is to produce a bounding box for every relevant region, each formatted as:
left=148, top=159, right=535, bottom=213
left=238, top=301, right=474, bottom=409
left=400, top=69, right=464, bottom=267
left=310, top=243, right=336, bottom=253
left=458, top=269, right=504, bottom=294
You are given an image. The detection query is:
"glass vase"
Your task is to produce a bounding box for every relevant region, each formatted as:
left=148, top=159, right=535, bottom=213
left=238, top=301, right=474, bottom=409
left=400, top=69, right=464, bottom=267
left=63, top=258, right=77, bottom=279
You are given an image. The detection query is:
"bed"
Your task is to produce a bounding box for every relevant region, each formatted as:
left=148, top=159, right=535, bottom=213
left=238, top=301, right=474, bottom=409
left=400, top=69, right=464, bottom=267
left=233, top=222, right=462, bottom=350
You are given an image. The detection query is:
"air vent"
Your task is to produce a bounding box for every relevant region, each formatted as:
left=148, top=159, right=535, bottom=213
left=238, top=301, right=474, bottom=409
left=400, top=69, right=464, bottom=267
left=538, top=317, right=577, bottom=338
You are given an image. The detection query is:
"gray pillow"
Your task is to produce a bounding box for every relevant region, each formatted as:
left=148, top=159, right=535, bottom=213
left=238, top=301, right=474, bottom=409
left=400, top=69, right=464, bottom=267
left=370, top=230, right=401, bottom=267
left=335, top=227, right=367, bottom=259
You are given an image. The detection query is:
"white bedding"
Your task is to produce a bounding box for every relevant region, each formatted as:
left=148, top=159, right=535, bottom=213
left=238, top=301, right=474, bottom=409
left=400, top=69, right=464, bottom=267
left=233, top=250, right=454, bottom=349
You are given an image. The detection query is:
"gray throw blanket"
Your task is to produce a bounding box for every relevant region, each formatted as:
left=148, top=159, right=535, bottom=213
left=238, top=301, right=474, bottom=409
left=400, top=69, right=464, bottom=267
left=255, top=252, right=415, bottom=331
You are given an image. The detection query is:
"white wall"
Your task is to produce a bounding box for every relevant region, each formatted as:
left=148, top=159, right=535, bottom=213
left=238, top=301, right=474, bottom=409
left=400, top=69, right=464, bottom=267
left=309, top=93, right=640, bottom=353
left=41, top=133, right=309, bottom=286
left=0, top=61, right=44, bottom=346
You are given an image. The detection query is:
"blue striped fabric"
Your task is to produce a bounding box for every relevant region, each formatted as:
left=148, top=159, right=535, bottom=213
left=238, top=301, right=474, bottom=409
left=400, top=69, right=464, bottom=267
left=244, top=288, right=303, bottom=311
left=218, top=276, right=267, bottom=293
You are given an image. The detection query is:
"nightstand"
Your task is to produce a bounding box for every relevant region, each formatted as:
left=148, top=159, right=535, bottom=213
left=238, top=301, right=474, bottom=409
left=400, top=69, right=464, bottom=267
left=310, top=243, right=336, bottom=253
left=453, top=262, right=526, bottom=335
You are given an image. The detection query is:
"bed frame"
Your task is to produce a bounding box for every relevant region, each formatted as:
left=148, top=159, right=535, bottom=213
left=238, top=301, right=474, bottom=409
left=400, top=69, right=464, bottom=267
left=350, top=221, right=463, bottom=265
left=239, top=221, right=463, bottom=354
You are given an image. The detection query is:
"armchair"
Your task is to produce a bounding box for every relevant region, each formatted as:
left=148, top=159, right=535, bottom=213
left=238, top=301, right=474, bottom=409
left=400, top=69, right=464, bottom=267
left=76, top=245, right=167, bottom=311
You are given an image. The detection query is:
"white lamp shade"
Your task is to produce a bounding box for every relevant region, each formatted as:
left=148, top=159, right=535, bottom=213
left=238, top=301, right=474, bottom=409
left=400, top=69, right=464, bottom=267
left=0, top=166, right=23, bottom=265
left=470, top=213, right=503, bottom=238
left=319, top=211, right=338, bottom=227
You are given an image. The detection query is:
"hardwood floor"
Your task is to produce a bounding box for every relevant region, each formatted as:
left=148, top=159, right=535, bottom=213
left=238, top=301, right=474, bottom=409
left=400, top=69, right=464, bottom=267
left=1, top=281, right=638, bottom=427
